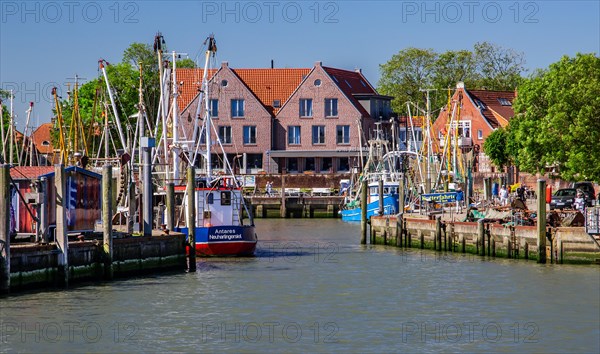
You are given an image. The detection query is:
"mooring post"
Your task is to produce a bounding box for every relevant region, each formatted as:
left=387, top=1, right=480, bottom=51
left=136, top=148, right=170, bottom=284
left=55, top=164, right=69, bottom=287
left=396, top=213, right=403, bottom=247
left=102, top=165, right=113, bottom=280
left=360, top=179, right=368, bottom=245
left=186, top=167, right=197, bottom=272
left=537, top=179, right=547, bottom=263
left=166, top=182, right=175, bottom=231
left=378, top=178, right=384, bottom=216
left=435, top=217, right=442, bottom=251
left=0, top=165, right=11, bottom=293
left=478, top=221, right=485, bottom=256
left=280, top=172, right=286, bottom=218
left=399, top=174, right=405, bottom=215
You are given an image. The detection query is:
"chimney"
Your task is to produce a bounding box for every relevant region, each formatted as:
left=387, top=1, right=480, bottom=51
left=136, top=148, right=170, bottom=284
left=315, top=61, right=322, bottom=67
left=456, top=81, right=465, bottom=89
left=221, top=61, right=229, bottom=68
left=271, top=59, right=274, bottom=69
left=355, top=68, right=362, bottom=74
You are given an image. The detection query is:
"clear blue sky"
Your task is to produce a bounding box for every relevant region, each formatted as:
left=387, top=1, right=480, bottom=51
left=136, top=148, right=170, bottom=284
left=1, top=0, right=599, bottom=130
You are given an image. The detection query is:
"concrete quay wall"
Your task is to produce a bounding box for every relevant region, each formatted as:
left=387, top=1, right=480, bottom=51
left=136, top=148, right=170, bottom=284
left=370, top=216, right=600, bottom=264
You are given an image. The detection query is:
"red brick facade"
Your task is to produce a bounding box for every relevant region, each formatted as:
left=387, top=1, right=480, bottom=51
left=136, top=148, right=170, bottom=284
left=178, top=61, right=389, bottom=174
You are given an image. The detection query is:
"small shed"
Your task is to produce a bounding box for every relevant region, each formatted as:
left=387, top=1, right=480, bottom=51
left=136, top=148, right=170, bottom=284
left=10, top=166, right=102, bottom=236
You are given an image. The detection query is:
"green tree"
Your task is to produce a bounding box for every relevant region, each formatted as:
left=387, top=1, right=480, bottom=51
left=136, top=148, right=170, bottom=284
left=379, top=43, right=527, bottom=116
left=483, top=126, right=509, bottom=168
left=510, top=53, right=600, bottom=181
left=176, top=58, right=197, bottom=68
left=378, top=48, right=437, bottom=114
left=474, top=41, right=526, bottom=90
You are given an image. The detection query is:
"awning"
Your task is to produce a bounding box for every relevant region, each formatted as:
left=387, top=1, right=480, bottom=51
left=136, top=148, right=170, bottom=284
left=267, top=150, right=367, bottom=158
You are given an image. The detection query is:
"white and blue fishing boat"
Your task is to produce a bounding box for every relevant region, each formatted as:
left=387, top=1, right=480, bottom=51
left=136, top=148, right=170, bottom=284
left=340, top=124, right=402, bottom=221
left=172, top=35, right=257, bottom=256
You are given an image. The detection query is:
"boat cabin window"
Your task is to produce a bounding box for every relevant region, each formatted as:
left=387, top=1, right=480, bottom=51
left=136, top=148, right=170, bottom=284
left=207, top=193, right=214, bottom=205
left=221, top=191, right=231, bottom=205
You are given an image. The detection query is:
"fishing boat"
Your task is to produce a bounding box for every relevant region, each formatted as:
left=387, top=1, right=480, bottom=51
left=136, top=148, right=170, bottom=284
left=340, top=123, right=401, bottom=221
left=172, top=35, right=257, bottom=256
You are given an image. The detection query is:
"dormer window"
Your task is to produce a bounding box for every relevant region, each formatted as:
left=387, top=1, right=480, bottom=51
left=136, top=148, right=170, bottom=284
left=273, top=99, right=281, bottom=108
left=475, top=99, right=486, bottom=110
left=497, top=98, right=512, bottom=106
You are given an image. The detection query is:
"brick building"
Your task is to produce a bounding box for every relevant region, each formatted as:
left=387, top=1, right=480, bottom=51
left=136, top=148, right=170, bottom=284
left=178, top=61, right=392, bottom=174
left=432, top=82, right=516, bottom=174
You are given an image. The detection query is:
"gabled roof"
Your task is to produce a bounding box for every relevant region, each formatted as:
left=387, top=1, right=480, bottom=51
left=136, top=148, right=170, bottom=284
left=31, top=123, right=54, bottom=154
left=466, top=89, right=516, bottom=128
left=232, top=68, right=310, bottom=115
left=175, top=68, right=218, bottom=112
left=323, top=66, right=378, bottom=117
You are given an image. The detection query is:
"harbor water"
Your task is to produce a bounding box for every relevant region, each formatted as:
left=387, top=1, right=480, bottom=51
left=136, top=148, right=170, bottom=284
left=1, top=219, right=599, bottom=353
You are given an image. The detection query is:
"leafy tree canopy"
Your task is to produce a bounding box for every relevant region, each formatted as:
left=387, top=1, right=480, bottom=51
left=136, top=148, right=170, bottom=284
left=379, top=42, right=526, bottom=115
left=510, top=53, right=600, bottom=182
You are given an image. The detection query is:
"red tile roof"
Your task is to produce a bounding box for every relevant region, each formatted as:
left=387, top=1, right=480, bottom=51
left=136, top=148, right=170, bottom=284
left=175, top=68, right=218, bottom=111
left=31, top=123, right=54, bottom=154
left=467, top=90, right=516, bottom=128
left=323, top=67, right=378, bottom=117
left=10, top=166, right=54, bottom=180
left=232, top=68, right=310, bottom=115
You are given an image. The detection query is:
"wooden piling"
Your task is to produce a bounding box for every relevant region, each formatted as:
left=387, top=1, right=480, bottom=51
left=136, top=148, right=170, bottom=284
left=102, top=165, right=113, bottom=280
left=55, top=165, right=69, bottom=287
left=491, top=237, right=496, bottom=257
left=280, top=173, right=286, bottom=218
left=360, top=179, right=367, bottom=245
left=186, top=167, right=197, bottom=272
left=166, top=182, right=175, bottom=231
left=537, top=179, right=547, bottom=263
left=435, top=217, right=442, bottom=251
left=396, top=214, right=403, bottom=247
left=0, top=165, right=11, bottom=293
left=478, top=221, right=485, bottom=256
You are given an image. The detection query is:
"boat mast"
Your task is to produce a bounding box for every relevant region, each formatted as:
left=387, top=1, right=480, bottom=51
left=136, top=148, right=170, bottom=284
left=8, top=90, right=14, bottom=165
left=99, top=60, right=128, bottom=154
left=20, top=102, right=33, bottom=165
left=172, top=51, right=180, bottom=182
left=202, top=35, right=217, bottom=181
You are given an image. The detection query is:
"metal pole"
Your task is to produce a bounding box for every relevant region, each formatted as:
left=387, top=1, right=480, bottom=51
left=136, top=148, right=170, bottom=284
left=537, top=179, right=547, bottom=263
left=0, top=165, right=11, bottom=293
left=142, top=137, right=154, bottom=236
left=55, top=164, right=69, bottom=287
left=186, top=167, right=197, bottom=272
left=102, top=165, right=113, bottom=279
